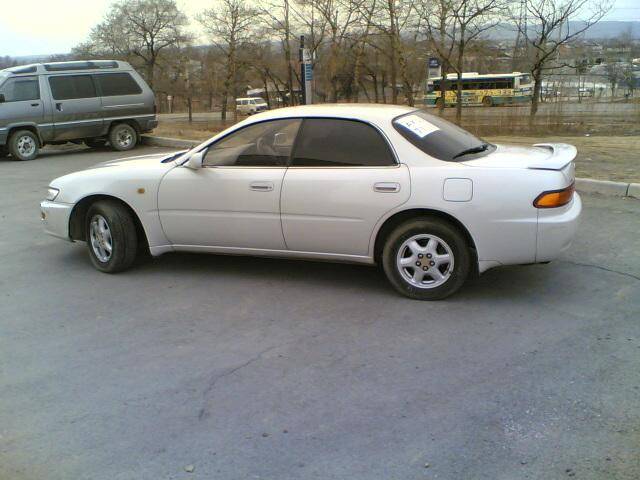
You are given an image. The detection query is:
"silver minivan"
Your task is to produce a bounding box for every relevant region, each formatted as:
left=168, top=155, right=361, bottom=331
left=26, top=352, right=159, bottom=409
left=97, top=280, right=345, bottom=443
left=0, top=60, right=157, bottom=160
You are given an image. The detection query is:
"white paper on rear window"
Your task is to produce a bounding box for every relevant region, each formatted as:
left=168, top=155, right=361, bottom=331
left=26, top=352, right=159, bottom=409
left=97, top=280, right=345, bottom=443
left=395, top=114, right=440, bottom=138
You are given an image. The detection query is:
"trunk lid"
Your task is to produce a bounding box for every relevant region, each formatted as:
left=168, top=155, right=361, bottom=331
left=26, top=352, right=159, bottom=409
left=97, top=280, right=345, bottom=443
left=462, top=143, right=577, bottom=171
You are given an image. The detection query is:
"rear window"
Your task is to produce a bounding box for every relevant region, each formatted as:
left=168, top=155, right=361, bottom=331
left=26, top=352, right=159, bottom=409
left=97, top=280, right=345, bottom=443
left=49, top=75, right=97, bottom=100
left=393, top=110, right=493, bottom=161
left=96, top=73, right=142, bottom=96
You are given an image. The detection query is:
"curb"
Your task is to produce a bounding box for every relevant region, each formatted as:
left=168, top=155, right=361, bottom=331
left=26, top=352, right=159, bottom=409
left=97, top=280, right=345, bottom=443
left=141, top=135, right=639, bottom=200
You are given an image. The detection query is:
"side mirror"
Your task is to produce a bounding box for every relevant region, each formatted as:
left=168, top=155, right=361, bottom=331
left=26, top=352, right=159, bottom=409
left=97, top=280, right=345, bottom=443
left=184, top=150, right=205, bottom=170
left=0, top=94, right=5, bottom=103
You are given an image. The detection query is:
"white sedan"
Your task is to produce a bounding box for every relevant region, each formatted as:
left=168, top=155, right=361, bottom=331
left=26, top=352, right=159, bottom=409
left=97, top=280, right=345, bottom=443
left=41, top=104, right=581, bottom=300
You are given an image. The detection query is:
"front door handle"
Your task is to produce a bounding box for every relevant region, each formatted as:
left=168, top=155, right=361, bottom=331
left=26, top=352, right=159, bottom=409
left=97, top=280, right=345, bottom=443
left=249, top=181, right=274, bottom=192
left=373, top=182, right=401, bottom=193
left=55, top=102, right=63, bottom=112
left=30, top=102, right=40, bottom=107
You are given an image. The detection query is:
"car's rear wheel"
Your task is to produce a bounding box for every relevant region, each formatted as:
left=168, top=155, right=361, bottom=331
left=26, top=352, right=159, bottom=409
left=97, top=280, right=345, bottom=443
left=86, top=200, right=138, bottom=273
left=9, top=130, right=39, bottom=160
left=482, top=96, right=493, bottom=107
left=109, top=124, right=138, bottom=151
left=382, top=218, right=471, bottom=300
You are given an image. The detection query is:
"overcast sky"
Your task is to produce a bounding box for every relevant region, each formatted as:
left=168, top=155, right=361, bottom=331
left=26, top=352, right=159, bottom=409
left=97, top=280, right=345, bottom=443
left=1, top=0, right=638, bottom=57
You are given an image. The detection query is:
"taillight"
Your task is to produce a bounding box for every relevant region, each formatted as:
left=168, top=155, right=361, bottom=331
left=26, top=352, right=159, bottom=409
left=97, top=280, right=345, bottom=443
left=533, top=182, right=575, bottom=208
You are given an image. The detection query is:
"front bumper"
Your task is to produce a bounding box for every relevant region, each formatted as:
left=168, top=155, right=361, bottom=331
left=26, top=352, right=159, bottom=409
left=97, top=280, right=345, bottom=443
left=535, top=193, right=582, bottom=262
left=40, top=200, right=74, bottom=241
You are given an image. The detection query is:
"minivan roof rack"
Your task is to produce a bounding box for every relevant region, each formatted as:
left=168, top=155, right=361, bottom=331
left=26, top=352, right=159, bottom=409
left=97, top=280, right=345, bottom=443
left=43, top=60, right=119, bottom=72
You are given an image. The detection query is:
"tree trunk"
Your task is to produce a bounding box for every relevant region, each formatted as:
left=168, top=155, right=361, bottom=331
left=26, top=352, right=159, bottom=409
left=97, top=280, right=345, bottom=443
left=146, top=61, right=155, bottom=90
left=455, top=77, right=463, bottom=124
left=530, top=68, right=542, bottom=118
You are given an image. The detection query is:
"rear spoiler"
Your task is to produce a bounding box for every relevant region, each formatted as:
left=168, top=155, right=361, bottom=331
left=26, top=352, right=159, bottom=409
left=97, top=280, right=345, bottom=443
left=529, top=143, right=577, bottom=171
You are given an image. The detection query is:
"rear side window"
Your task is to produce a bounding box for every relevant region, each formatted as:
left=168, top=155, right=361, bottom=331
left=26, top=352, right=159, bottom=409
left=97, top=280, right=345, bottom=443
left=49, top=75, right=97, bottom=100
left=393, top=110, right=492, bottom=161
left=0, top=76, right=40, bottom=102
left=95, top=73, right=142, bottom=96
left=292, top=119, right=395, bottom=167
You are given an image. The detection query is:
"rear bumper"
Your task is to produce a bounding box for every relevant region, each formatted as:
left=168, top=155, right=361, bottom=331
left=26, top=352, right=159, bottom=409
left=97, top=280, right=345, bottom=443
left=535, top=193, right=582, bottom=262
left=40, top=200, right=73, bottom=241
left=141, top=117, right=158, bottom=133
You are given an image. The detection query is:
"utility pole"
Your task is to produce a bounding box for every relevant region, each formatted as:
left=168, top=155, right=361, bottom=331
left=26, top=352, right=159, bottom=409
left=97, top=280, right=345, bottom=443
left=299, top=35, right=313, bottom=105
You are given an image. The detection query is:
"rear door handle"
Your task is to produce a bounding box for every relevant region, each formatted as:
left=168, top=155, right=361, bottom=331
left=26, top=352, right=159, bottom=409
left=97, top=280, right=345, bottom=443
left=249, top=181, right=274, bottom=192
left=373, top=182, right=401, bottom=193
left=30, top=103, right=40, bottom=107
left=55, top=102, right=63, bottom=112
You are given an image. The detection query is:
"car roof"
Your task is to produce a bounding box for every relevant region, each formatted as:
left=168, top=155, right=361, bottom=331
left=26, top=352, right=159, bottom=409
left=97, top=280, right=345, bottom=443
left=250, top=103, right=416, bottom=123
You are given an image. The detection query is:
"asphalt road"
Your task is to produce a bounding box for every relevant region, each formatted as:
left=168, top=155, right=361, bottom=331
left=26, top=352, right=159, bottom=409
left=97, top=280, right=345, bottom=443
left=1, top=146, right=639, bottom=480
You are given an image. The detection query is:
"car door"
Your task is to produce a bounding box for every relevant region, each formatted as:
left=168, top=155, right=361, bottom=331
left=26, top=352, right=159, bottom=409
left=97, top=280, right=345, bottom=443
left=0, top=75, right=45, bottom=134
left=281, top=118, right=410, bottom=257
left=158, top=118, right=302, bottom=250
left=47, top=74, right=103, bottom=140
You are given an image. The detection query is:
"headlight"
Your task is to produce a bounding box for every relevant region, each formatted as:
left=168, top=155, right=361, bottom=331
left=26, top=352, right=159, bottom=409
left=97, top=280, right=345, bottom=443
left=45, top=187, right=60, bottom=201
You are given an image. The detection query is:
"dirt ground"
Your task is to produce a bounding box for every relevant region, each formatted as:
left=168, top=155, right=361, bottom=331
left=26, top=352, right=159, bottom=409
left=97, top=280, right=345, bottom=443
left=486, top=135, right=640, bottom=182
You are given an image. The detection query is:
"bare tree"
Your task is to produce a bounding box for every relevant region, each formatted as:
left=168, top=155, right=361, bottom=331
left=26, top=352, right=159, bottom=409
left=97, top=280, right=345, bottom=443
left=513, top=0, right=612, bottom=117
left=422, top=0, right=502, bottom=122
left=75, top=0, right=189, bottom=89
left=199, top=0, right=257, bottom=121
left=259, top=0, right=298, bottom=105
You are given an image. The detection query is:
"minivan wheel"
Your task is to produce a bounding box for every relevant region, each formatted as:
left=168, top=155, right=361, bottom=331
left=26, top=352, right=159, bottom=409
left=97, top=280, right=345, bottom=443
left=382, top=218, right=471, bottom=300
left=9, top=130, right=39, bottom=160
left=109, top=124, right=138, bottom=151
left=85, top=200, right=138, bottom=273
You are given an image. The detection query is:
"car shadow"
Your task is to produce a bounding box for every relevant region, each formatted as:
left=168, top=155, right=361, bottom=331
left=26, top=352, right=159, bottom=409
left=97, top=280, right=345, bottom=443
left=0, top=145, right=91, bottom=162
left=61, top=246, right=558, bottom=303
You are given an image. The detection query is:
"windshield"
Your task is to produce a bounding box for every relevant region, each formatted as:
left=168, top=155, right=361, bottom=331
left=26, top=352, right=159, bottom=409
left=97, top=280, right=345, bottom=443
left=392, top=110, right=493, bottom=161
left=0, top=72, right=9, bottom=88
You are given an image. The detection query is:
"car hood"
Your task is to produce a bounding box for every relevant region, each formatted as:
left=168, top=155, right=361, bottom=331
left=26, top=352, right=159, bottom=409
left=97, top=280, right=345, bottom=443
left=463, top=143, right=577, bottom=171
left=89, top=150, right=187, bottom=169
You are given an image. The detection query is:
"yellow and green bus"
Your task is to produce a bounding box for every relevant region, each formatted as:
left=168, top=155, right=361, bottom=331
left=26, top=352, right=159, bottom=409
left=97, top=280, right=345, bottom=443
left=425, top=72, right=533, bottom=107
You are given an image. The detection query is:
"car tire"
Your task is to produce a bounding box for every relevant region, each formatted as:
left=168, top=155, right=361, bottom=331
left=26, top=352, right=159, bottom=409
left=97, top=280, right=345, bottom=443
left=109, top=123, right=138, bottom=151
left=482, top=96, right=493, bottom=107
left=9, top=130, right=39, bottom=161
left=85, top=200, right=138, bottom=273
left=382, top=218, right=471, bottom=300
left=85, top=138, right=108, bottom=149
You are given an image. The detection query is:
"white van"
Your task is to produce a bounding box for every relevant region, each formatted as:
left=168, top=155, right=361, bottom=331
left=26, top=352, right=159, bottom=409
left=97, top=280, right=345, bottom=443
left=236, top=97, right=268, bottom=115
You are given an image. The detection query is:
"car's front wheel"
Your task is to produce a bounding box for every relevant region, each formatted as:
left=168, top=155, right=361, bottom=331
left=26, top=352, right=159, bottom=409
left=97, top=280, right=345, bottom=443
left=382, top=218, right=471, bottom=300
left=9, top=130, right=39, bottom=160
left=85, top=200, right=138, bottom=273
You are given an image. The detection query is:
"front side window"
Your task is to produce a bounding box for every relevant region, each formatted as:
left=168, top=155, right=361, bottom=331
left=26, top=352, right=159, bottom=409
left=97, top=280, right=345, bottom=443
left=203, top=118, right=301, bottom=167
left=393, top=110, right=494, bottom=161
left=95, top=73, right=142, bottom=96
left=291, top=119, right=395, bottom=167
left=0, top=76, right=40, bottom=102
left=49, top=75, right=97, bottom=100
